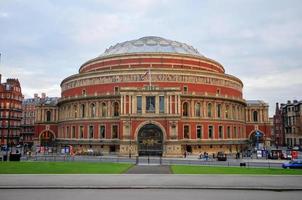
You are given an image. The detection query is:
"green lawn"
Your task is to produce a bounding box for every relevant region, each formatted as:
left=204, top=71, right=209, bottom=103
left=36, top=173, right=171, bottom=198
left=171, top=165, right=302, bottom=175
left=0, top=162, right=133, bottom=174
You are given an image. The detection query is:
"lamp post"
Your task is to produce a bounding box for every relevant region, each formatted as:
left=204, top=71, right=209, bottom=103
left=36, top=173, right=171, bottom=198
left=255, top=131, right=260, bottom=150
left=128, top=114, right=132, bottom=158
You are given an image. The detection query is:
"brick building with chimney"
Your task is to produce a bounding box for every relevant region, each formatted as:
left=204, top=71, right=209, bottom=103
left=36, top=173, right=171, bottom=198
left=0, top=74, right=23, bottom=150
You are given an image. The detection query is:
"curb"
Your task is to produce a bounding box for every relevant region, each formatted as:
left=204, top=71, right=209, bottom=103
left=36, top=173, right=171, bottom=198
left=0, top=186, right=302, bottom=191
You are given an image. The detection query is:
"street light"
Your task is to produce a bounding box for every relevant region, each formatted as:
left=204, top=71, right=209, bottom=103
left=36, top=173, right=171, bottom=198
left=128, top=114, right=132, bottom=158
left=255, top=131, right=260, bottom=150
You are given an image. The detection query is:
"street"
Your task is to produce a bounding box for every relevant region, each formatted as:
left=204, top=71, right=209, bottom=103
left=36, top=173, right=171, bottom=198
left=0, top=189, right=301, bottom=200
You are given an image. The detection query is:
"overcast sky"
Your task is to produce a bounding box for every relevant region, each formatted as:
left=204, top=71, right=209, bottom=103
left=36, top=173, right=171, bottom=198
left=1, top=0, right=302, bottom=116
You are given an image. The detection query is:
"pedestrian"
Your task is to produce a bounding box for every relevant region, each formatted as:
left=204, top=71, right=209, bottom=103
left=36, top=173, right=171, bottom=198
left=184, top=151, right=187, bottom=158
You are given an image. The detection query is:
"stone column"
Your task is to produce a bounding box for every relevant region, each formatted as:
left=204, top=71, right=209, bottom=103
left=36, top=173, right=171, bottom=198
left=96, top=101, right=99, bottom=117
left=155, top=95, right=159, bottom=114
left=213, top=101, right=216, bottom=119
left=203, top=101, right=207, bottom=118
left=174, top=95, right=177, bottom=115
left=178, top=95, right=181, bottom=115
left=133, top=95, right=137, bottom=114
left=42, top=108, right=44, bottom=121
left=129, top=96, right=133, bottom=114
left=166, top=95, right=169, bottom=114
left=107, top=100, right=111, bottom=117
left=142, top=95, right=146, bottom=114
left=121, top=95, right=124, bottom=115
left=169, top=96, right=172, bottom=114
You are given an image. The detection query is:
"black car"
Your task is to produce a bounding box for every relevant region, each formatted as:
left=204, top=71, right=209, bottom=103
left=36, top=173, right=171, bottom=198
left=217, top=152, right=227, bottom=161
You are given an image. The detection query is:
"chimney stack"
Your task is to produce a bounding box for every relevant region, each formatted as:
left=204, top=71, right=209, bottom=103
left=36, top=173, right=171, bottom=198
left=41, top=93, right=46, bottom=99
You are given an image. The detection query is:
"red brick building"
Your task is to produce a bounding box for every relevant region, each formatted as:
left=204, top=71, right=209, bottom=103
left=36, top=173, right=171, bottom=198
left=34, top=36, right=271, bottom=156
left=0, top=74, right=23, bottom=149
left=273, top=103, right=284, bottom=147
left=20, top=93, right=41, bottom=150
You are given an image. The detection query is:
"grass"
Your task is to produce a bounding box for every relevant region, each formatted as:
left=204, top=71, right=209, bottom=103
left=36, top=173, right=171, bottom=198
left=0, top=162, right=133, bottom=174
left=171, top=165, right=302, bottom=175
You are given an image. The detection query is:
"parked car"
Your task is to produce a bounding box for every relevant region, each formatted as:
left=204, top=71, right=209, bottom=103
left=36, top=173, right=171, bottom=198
left=217, top=152, right=227, bottom=161
left=282, top=159, right=302, bottom=169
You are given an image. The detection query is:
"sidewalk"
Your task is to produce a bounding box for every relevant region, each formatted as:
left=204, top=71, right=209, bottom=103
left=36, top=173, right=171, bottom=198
left=0, top=174, right=301, bottom=191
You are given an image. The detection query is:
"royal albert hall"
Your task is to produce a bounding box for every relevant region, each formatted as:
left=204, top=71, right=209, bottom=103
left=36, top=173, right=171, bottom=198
left=34, top=36, right=271, bottom=156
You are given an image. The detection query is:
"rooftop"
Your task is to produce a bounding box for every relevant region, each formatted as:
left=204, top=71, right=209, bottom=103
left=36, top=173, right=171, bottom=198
left=99, top=36, right=204, bottom=58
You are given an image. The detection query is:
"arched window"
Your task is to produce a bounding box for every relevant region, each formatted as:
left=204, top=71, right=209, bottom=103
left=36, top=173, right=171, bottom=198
left=90, top=103, right=96, bottom=117
left=253, top=111, right=258, bottom=122
left=183, top=102, right=189, bottom=116
left=74, top=105, right=77, bottom=118
left=217, top=104, right=221, bottom=118
left=195, top=103, right=201, bottom=117
left=81, top=104, right=85, bottom=118
left=102, top=102, right=107, bottom=117
left=207, top=103, right=212, bottom=118
left=46, top=110, right=51, bottom=122
left=113, top=102, right=119, bottom=116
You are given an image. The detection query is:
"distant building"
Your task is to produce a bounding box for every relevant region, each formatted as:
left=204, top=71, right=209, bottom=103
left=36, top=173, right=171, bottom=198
left=33, top=36, right=271, bottom=156
left=33, top=94, right=59, bottom=150
left=0, top=74, right=23, bottom=148
left=245, top=100, right=271, bottom=148
left=273, top=103, right=284, bottom=147
left=280, top=100, right=302, bottom=147
left=20, top=93, right=40, bottom=150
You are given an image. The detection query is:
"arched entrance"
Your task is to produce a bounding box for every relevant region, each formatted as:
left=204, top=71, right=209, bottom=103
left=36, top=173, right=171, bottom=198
left=40, top=131, right=55, bottom=147
left=249, top=130, right=265, bottom=150
left=137, top=124, right=163, bottom=156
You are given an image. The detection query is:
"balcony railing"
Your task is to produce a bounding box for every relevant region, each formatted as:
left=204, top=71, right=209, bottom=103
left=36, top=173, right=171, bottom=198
left=59, top=92, right=120, bottom=103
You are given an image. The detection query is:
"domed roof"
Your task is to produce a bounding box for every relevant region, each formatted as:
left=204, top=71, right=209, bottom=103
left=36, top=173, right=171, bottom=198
left=99, top=36, right=204, bottom=57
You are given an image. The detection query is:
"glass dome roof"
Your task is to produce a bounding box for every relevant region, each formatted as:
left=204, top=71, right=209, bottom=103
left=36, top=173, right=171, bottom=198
left=99, top=36, right=204, bottom=57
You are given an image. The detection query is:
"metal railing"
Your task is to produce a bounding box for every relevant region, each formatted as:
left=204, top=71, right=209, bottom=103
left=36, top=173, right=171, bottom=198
left=18, top=154, right=284, bottom=168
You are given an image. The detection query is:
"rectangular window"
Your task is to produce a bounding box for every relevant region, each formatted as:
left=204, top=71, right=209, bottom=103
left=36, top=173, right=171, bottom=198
left=72, top=126, right=76, bottom=138
left=89, top=125, right=94, bottom=139
left=208, top=125, right=213, bottom=139
left=183, top=86, right=188, bottom=93
left=217, top=104, right=221, bottom=118
left=137, top=96, right=142, bottom=113
left=218, top=126, right=223, bottom=139
left=112, top=125, right=118, bottom=139
left=66, top=126, right=70, bottom=138
left=227, top=126, right=231, bottom=138
left=197, top=125, right=202, bottom=139
left=114, top=86, right=119, bottom=94
left=184, top=125, right=190, bottom=139
left=80, top=126, right=84, bottom=139
left=238, top=127, right=241, bottom=138
left=146, top=96, right=155, bottom=113
left=99, top=125, right=105, bottom=139
left=159, top=96, right=165, bottom=113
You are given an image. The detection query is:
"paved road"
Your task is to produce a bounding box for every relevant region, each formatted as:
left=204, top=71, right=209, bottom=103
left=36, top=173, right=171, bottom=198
left=1, top=174, right=302, bottom=190
left=0, top=189, right=301, bottom=200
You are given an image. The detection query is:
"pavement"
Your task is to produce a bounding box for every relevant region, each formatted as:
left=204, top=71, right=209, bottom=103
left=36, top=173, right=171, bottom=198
left=1, top=174, right=302, bottom=191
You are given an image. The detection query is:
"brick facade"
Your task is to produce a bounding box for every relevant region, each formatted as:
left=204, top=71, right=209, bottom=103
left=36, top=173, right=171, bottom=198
left=34, top=36, right=271, bottom=156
